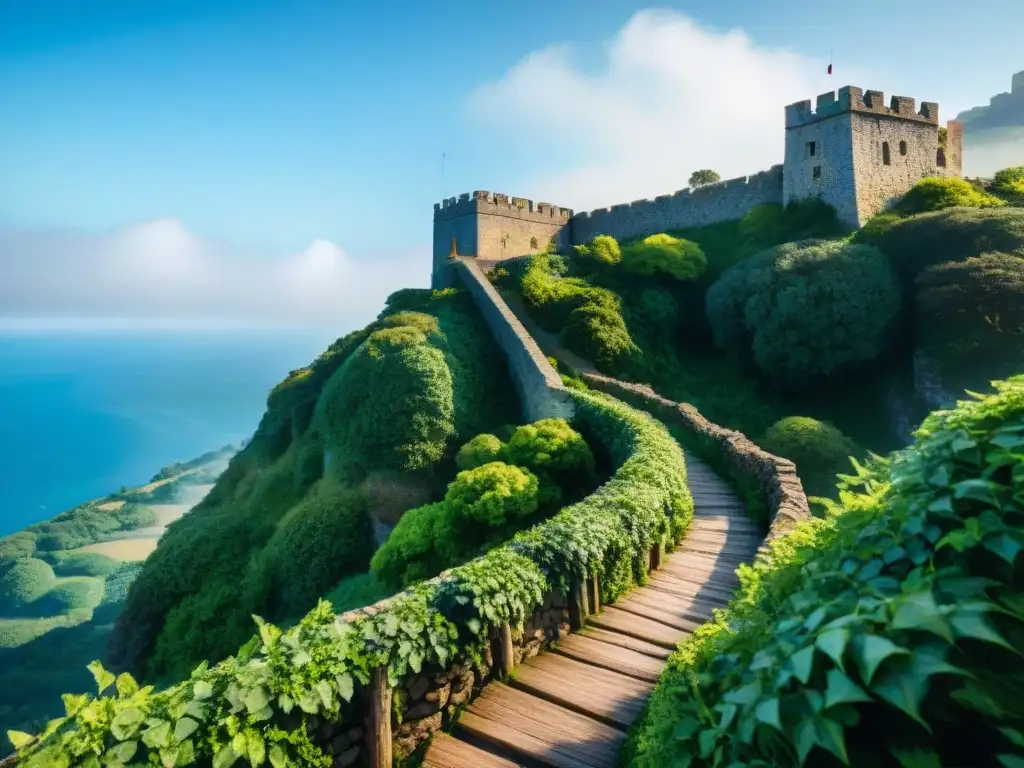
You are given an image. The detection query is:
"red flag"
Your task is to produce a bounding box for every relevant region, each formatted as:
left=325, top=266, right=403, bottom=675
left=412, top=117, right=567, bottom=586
left=827, top=63, right=833, bottom=75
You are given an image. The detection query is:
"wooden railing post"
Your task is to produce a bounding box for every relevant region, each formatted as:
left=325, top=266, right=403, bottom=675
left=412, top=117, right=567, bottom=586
left=649, top=538, right=663, bottom=571
left=366, top=667, right=392, bottom=768
left=589, top=572, right=600, bottom=614
left=568, top=579, right=588, bottom=631
left=498, top=622, right=514, bottom=677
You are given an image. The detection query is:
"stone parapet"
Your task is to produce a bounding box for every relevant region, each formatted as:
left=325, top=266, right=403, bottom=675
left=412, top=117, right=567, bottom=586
left=786, top=85, right=940, bottom=128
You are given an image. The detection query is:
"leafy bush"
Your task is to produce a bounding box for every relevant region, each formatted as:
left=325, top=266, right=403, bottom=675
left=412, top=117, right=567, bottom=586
left=689, top=169, right=721, bottom=187
left=627, top=375, right=1024, bottom=768
left=857, top=206, right=1024, bottom=287
left=894, top=176, right=1006, bottom=215
left=503, top=418, right=596, bottom=499
left=621, top=233, right=707, bottom=281
left=914, top=252, right=1024, bottom=389
left=35, top=577, right=105, bottom=615
left=707, top=239, right=901, bottom=387
left=445, top=461, right=539, bottom=529
left=993, top=165, right=1024, bottom=197
left=759, top=416, right=862, bottom=499
left=0, top=613, right=92, bottom=650
left=12, top=390, right=690, bottom=768
left=370, top=502, right=460, bottom=590
left=0, top=534, right=36, bottom=573
left=520, top=253, right=621, bottom=331
left=317, top=324, right=455, bottom=478
left=562, top=302, right=638, bottom=372
left=114, top=504, right=158, bottom=531
left=50, top=552, right=121, bottom=578
left=573, top=235, right=622, bottom=268
left=0, top=558, right=56, bottom=613
left=455, top=433, right=504, bottom=471
left=252, top=483, right=373, bottom=620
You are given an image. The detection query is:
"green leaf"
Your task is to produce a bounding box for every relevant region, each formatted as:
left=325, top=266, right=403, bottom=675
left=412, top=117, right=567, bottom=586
left=336, top=673, right=354, bottom=702
left=105, top=740, right=138, bottom=764
left=870, top=657, right=930, bottom=728
left=110, top=707, right=147, bottom=741
left=723, top=681, right=761, bottom=706
left=754, top=698, right=782, bottom=731
left=984, top=533, right=1023, bottom=566
left=824, top=668, right=872, bottom=709
left=891, top=591, right=953, bottom=642
left=6, top=730, right=34, bottom=750
left=268, top=743, right=288, bottom=768
left=409, top=650, right=424, bottom=674
left=889, top=744, right=942, bottom=768
left=951, top=607, right=1014, bottom=650
left=466, top=618, right=481, bottom=635
left=853, top=634, right=908, bottom=685
left=193, top=680, right=214, bottom=700
left=115, top=672, right=139, bottom=699
left=794, top=714, right=849, bottom=765
left=141, top=720, right=172, bottom=750
left=62, top=692, right=89, bottom=718
left=87, top=660, right=116, bottom=695
left=790, top=645, right=816, bottom=685
left=816, top=628, right=850, bottom=671
left=213, top=744, right=239, bottom=768
left=997, top=756, right=1024, bottom=768
left=173, top=717, right=199, bottom=743
left=953, top=479, right=1002, bottom=506
left=247, top=730, right=267, bottom=767
left=244, top=687, right=270, bottom=714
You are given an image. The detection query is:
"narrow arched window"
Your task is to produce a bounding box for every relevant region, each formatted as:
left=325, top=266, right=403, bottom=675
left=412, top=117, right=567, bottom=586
left=899, top=140, right=907, bottom=156
left=882, top=142, right=891, bottom=165
left=937, top=148, right=947, bottom=167
left=530, top=237, right=539, bottom=250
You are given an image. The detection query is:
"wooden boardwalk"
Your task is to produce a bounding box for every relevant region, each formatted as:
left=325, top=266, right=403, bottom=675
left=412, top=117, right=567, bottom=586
left=423, top=453, right=762, bottom=768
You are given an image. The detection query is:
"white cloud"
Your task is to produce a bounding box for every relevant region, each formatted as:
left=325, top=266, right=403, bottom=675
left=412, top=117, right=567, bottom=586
left=469, top=10, right=872, bottom=211
left=0, top=219, right=428, bottom=330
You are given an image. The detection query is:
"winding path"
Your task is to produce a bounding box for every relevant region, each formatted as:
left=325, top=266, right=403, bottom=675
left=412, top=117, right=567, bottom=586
left=422, top=451, right=762, bottom=768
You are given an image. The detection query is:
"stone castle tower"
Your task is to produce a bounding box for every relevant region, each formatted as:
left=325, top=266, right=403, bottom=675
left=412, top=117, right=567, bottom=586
left=433, top=84, right=963, bottom=287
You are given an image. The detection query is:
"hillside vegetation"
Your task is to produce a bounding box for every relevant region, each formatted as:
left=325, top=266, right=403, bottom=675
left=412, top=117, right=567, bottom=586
left=107, top=288, right=522, bottom=684
left=499, top=174, right=1024, bottom=502
left=627, top=374, right=1024, bottom=767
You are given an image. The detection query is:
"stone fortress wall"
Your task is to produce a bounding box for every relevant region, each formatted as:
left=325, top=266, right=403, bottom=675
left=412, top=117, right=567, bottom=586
left=432, top=83, right=963, bottom=280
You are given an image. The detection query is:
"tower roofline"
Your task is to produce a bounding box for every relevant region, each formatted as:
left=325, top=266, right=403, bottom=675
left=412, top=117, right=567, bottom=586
left=785, top=85, right=939, bottom=128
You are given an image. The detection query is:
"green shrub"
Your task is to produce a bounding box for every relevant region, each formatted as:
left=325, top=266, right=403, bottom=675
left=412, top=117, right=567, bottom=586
left=627, top=375, right=1024, bottom=768
left=254, top=483, right=373, bottom=619
left=503, top=418, right=596, bottom=496
left=0, top=613, right=91, bottom=650
left=378, top=310, right=439, bottom=335
left=894, top=176, right=1006, bottom=215
left=520, top=253, right=621, bottom=331
left=759, top=416, right=862, bottom=499
left=993, top=165, right=1024, bottom=197
left=573, top=235, right=622, bottom=268
left=36, top=577, right=105, bottom=615
left=50, top=552, right=120, bottom=578
left=370, top=502, right=461, bottom=589
left=114, top=504, right=158, bottom=531
left=620, top=233, right=707, bottom=281
left=562, top=302, right=638, bottom=372
left=324, top=572, right=391, bottom=615
left=444, top=461, right=539, bottom=530
left=706, top=239, right=901, bottom=387
left=0, top=534, right=36, bottom=573
left=0, top=558, right=56, bottom=612
left=913, top=251, right=1024, bottom=390
left=317, top=325, right=455, bottom=478
left=857, top=206, right=1024, bottom=288
left=455, top=433, right=505, bottom=471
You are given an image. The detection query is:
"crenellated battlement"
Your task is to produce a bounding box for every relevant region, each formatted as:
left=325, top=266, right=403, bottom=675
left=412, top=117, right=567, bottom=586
left=434, top=190, right=574, bottom=222
left=785, top=86, right=939, bottom=128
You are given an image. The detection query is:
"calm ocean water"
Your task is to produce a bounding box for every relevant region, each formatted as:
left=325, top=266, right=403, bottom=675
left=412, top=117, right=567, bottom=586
left=0, top=330, right=338, bottom=537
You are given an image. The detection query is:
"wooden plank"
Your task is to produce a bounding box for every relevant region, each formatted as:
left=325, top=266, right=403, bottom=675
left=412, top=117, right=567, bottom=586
left=626, top=586, right=721, bottom=621
left=609, top=596, right=705, bottom=632
left=423, top=732, right=522, bottom=768
left=677, top=540, right=761, bottom=559
left=514, top=653, right=654, bottom=729
left=646, top=572, right=736, bottom=604
left=588, top=606, right=688, bottom=649
left=553, top=633, right=665, bottom=683
left=580, top=627, right=672, bottom=660
left=459, top=683, right=624, bottom=768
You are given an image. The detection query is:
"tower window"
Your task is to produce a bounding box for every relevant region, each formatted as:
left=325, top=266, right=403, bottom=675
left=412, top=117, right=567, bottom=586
left=530, top=237, right=539, bottom=250
left=806, top=141, right=817, bottom=157
left=937, top=148, right=947, bottom=167
left=882, top=142, right=891, bottom=165
left=899, top=140, right=907, bottom=156
left=812, top=165, right=822, bottom=180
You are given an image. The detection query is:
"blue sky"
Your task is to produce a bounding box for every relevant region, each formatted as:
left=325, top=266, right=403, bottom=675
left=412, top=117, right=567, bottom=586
left=1, top=0, right=1021, bottom=328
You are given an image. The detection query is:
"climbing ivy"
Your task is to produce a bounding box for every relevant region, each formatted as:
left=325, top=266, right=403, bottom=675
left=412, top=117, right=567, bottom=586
left=628, top=375, right=1024, bottom=767
left=9, top=389, right=691, bottom=767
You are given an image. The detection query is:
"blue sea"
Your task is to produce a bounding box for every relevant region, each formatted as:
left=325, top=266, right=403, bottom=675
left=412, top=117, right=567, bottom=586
left=0, top=329, right=338, bottom=537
